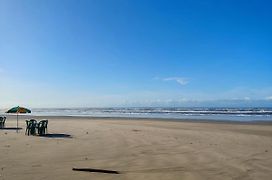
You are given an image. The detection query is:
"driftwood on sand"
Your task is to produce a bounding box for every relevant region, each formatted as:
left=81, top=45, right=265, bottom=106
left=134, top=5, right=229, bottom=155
left=72, top=167, right=120, bottom=174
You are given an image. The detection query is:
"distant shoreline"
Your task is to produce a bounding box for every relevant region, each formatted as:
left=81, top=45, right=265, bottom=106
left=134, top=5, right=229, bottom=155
left=2, top=107, right=272, bottom=122
left=4, top=114, right=272, bottom=125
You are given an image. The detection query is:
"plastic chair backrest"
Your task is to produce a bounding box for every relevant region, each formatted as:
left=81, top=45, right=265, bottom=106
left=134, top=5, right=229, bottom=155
left=40, top=120, right=48, bottom=128
left=38, top=120, right=46, bottom=128
left=26, top=120, right=31, bottom=128
left=29, top=119, right=37, bottom=124
left=29, top=119, right=37, bottom=128
left=0, top=117, right=3, bottom=126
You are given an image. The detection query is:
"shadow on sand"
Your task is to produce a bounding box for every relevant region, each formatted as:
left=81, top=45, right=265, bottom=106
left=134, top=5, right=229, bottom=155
left=0, top=127, right=23, bottom=130
left=39, top=133, right=72, bottom=138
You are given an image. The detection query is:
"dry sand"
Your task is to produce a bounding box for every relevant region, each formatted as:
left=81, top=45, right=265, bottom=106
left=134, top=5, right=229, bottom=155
left=0, top=116, right=272, bottom=180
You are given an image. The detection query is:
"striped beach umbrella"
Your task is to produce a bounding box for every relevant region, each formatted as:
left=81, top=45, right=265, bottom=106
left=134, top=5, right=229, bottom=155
left=6, top=106, right=31, bottom=132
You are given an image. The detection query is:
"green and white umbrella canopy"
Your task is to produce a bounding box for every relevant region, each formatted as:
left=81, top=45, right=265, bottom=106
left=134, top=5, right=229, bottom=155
left=6, top=106, right=31, bottom=114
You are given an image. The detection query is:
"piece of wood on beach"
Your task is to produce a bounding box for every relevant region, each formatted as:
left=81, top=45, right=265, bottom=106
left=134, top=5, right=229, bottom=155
left=72, top=167, right=120, bottom=174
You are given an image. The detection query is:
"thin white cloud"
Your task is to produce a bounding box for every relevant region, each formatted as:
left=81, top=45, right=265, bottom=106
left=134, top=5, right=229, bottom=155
left=163, top=77, right=189, bottom=85
left=266, top=96, right=272, bottom=101
left=244, top=97, right=251, bottom=101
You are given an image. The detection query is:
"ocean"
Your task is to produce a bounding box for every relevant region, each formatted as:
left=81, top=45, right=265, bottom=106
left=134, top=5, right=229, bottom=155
left=2, top=107, right=271, bottom=122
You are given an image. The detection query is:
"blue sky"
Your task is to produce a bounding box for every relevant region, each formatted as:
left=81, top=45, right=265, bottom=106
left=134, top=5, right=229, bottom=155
left=0, top=0, right=272, bottom=108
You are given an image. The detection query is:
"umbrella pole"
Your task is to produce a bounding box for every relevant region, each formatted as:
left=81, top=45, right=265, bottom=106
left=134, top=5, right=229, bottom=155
left=16, top=113, right=18, bottom=133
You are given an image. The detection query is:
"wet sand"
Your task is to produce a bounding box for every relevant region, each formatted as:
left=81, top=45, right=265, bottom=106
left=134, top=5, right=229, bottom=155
left=0, top=116, right=272, bottom=180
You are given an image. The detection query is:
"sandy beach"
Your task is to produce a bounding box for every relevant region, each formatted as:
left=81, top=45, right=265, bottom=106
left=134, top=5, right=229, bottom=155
left=0, top=116, right=272, bottom=180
